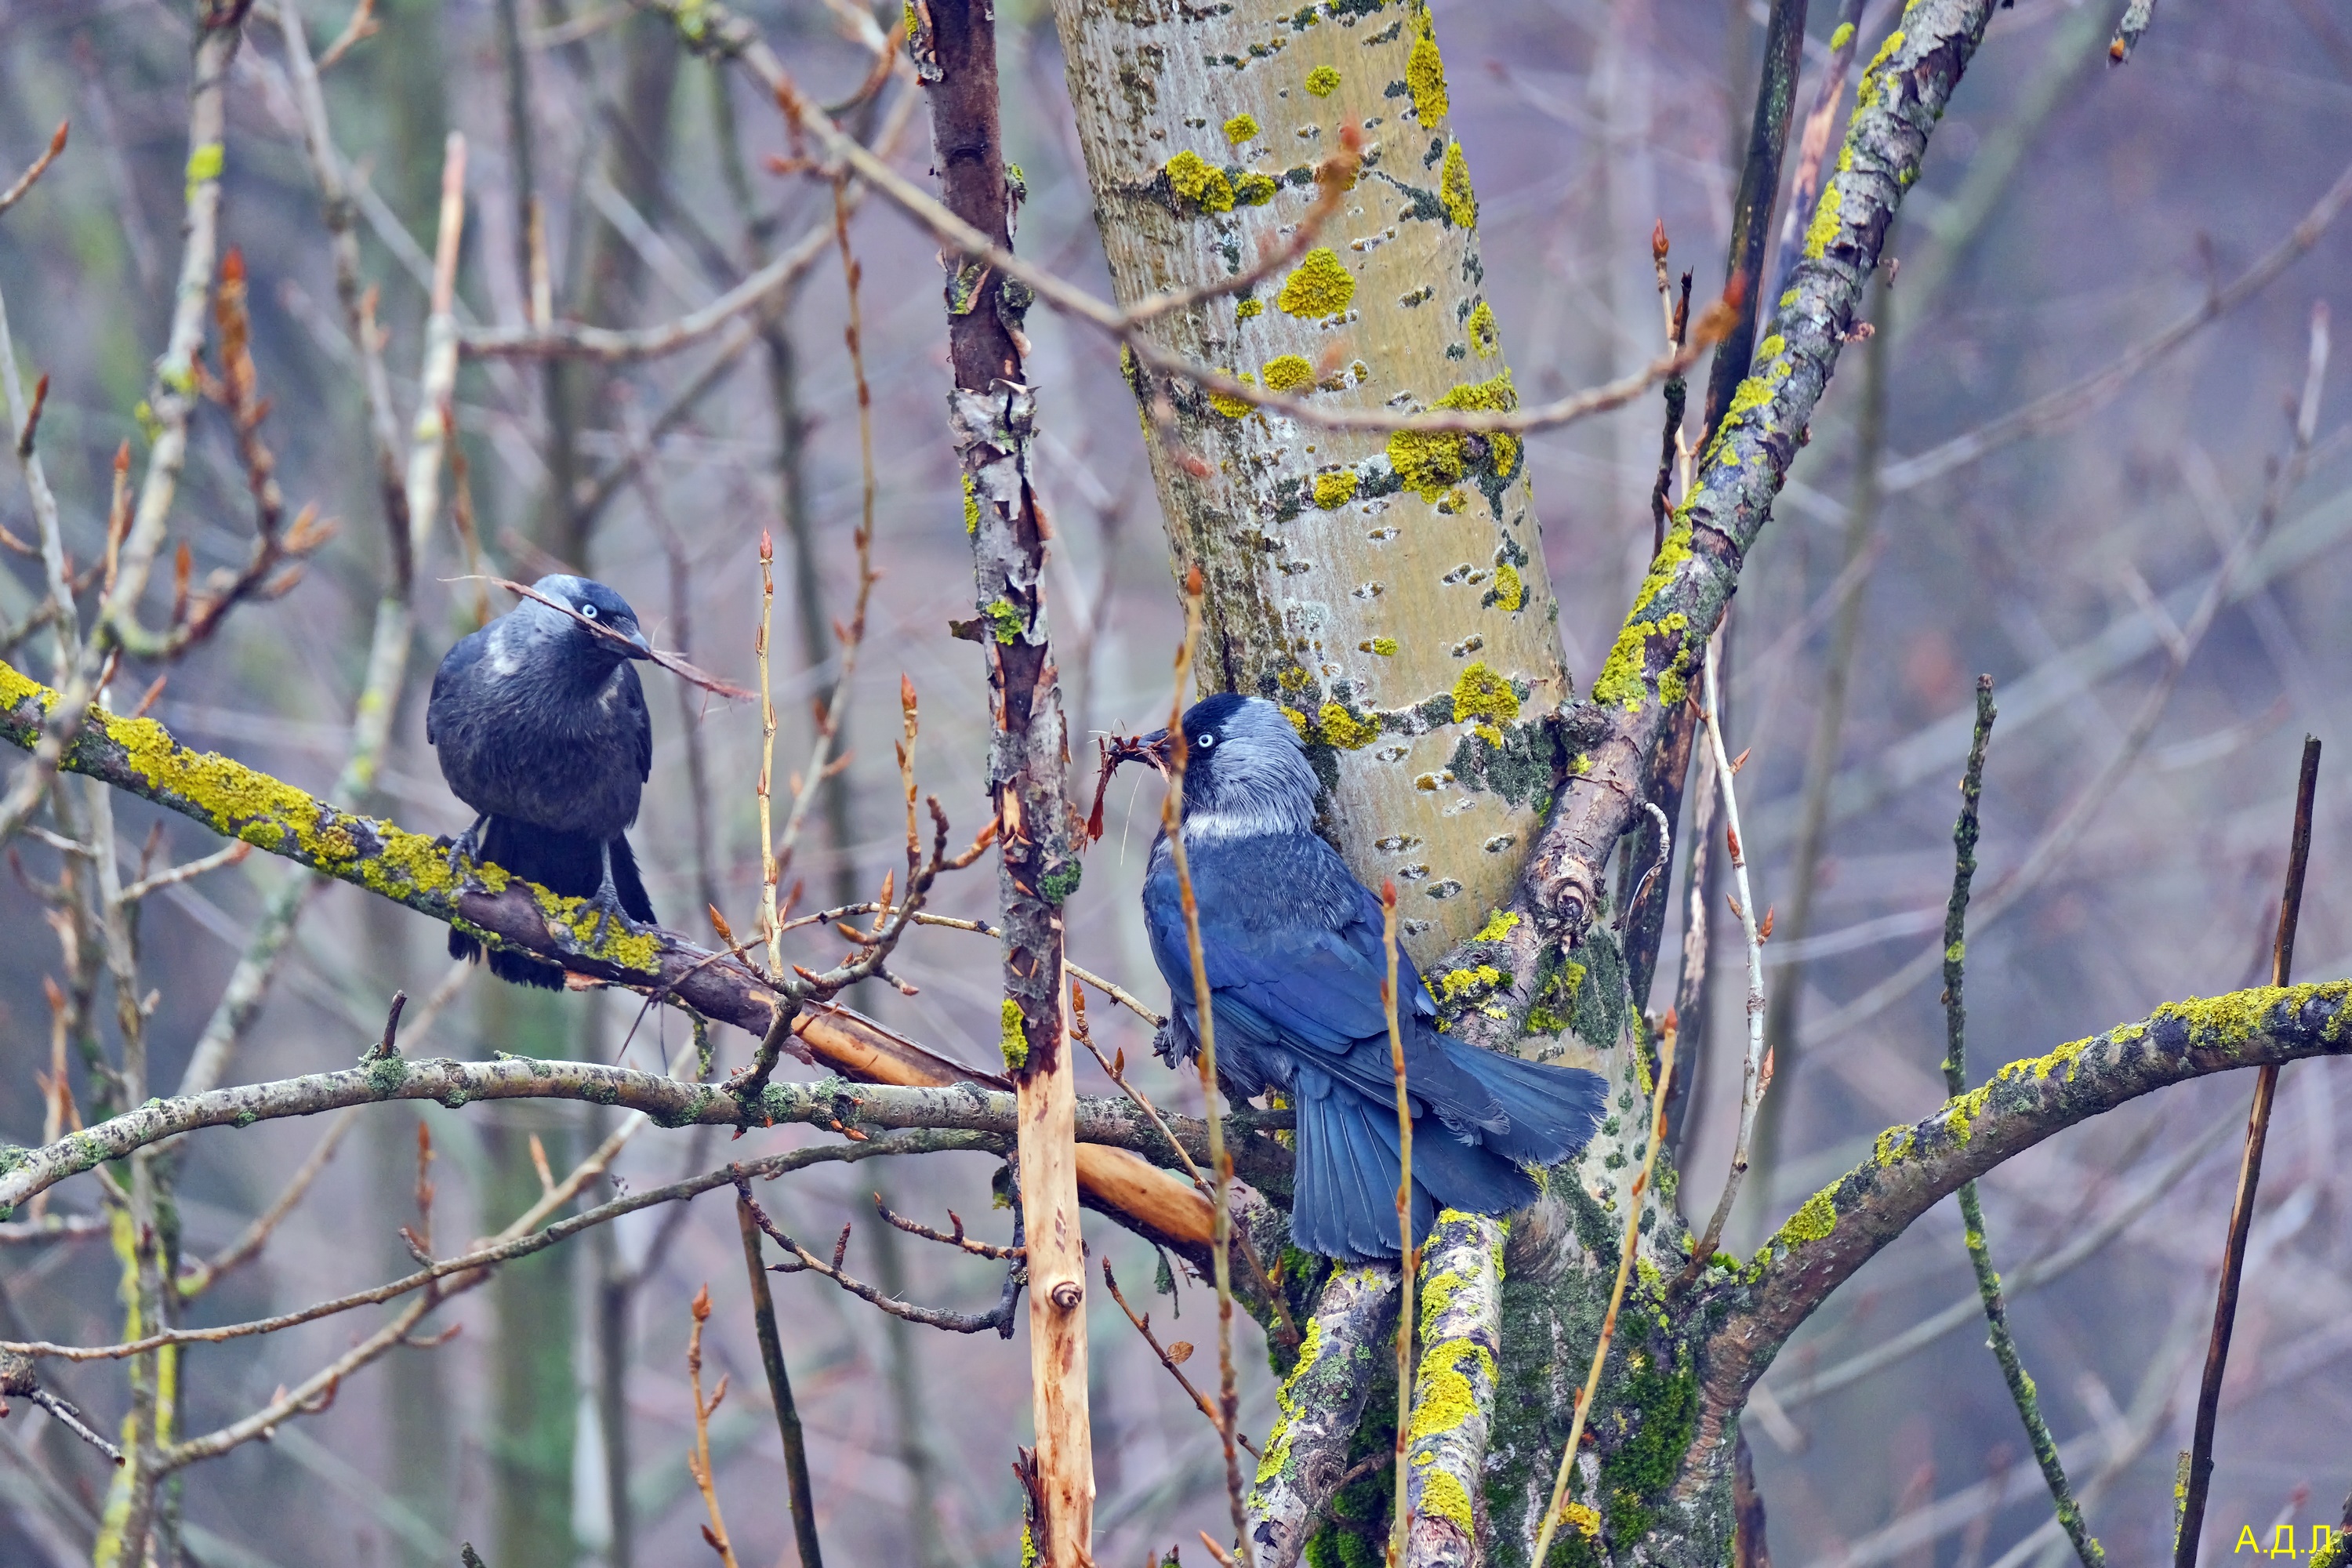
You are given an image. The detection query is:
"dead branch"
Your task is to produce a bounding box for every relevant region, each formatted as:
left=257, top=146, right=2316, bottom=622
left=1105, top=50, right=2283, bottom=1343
left=736, top=1178, right=1017, bottom=1334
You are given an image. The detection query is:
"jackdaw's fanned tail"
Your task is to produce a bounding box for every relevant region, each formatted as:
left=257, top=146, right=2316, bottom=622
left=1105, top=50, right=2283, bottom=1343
left=449, top=818, right=655, bottom=989
left=1442, top=1042, right=1609, bottom=1167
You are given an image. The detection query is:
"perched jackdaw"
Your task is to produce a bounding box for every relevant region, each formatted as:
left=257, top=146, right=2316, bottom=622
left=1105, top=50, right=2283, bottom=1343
left=1139, top=693, right=1606, bottom=1260
left=428, top=575, right=656, bottom=988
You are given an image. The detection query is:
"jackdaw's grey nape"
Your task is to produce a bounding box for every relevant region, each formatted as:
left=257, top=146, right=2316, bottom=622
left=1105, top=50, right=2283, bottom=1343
left=1138, top=693, right=1607, bottom=1261
left=428, top=574, right=657, bottom=989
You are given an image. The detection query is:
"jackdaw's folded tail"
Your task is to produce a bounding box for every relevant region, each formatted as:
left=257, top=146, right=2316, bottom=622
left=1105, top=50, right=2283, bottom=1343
left=1440, top=1041, right=1608, bottom=1167
left=450, top=818, right=655, bottom=989
left=1290, top=1065, right=1542, bottom=1260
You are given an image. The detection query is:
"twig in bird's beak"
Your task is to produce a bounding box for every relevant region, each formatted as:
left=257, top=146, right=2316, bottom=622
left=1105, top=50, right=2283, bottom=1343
left=449, top=575, right=754, bottom=699
left=1083, top=726, right=1174, bottom=842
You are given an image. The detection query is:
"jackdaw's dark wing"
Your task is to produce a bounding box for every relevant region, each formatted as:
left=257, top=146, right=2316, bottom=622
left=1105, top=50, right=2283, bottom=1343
left=425, top=626, right=492, bottom=748
left=618, top=662, right=652, bottom=781
left=1143, top=839, right=1501, bottom=1125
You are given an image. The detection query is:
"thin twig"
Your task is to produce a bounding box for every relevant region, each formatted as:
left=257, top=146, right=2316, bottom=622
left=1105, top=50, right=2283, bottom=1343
left=1070, top=982, right=1298, bottom=1348
left=738, top=1178, right=1016, bottom=1334
left=876, top=1194, right=1022, bottom=1261
left=2176, top=733, right=2321, bottom=1568
left=1813, top=297, right=2338, bottom=1044
left=1675, top=640, right=1769, bottom=1291
left=1160, top=570, right=1254, bottom=1568
left=1381, top=877, right=1413, bottom=1568
left=736, top=1192, right=824, bottom=1568
left=1101, top=1258, right=1256, bottom=1457
left=0, top=119, right=67, bottom=215
left=1530, top=1017, right=1677, bottom=1567
left=176, top=1104, right=358, bottom=1298
left=6, top=1131, right=994, bottom=1363
left=686, top=1283, right=745, bottom=1568
left=1940, top=678, right=2105, bottom=1567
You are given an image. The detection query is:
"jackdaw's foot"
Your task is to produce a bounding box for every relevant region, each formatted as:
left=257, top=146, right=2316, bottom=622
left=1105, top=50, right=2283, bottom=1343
left=445, top=814, right=488, bottom=882
left=586, top=843, right=634, bottom=949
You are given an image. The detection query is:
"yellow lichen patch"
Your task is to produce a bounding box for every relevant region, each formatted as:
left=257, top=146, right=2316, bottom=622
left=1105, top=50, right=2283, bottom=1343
left=1451, top=662, right=1518, bottom=728
left=1591, top=610, right=1688, bottom=711
left=1254, top=1312, right=1329, bottom=1485
left=1279, top=705, right=1312, bottom=739
left=1406, top=18, right=1448, bottom=125
left=1387, top=371, right=1517, bottom=500
left=1417, top=1470, right=1475, bottom=1533
left=1236, top=171, right=1279, bottom=206
left=1829, top=19, right=1854, bottom=48
left=1164, top=150, right=1235, bottom=213
left=1223, top=113, right=1261, bottom=144
left=1305, top=64, right=1341, bottom=96
left=2146, top=985, right=2332, bottom=1050
left=1874, top=1125, right=1914, bottom=1167
left=1000, top=998, right=1030, bottom=1071
left=1313, top=469, right=1359, bottom=508
left=1490, top=561, right=1525, bottom=611
left=1992, top=1033, right=2092, bottom=1086
left=1803, top=175, right=1846, bottom=260
left=108, top=710, right=354, bottom=862
left=1946, top=1083, right=1991, bottom=1146
left=1756, top=332, right=1787, bottom=361
left=1316, top=702, right=1380, bottom=749
left=1208, top=372, right=1258, bottom=419
left=962, top=472, right=981, bottom=535
left=1473, top=909, right=1519, bottom=942
left=1236, top=298, right=1265, bottom=321
left=1466, top=299, right=1499, bottom=358
left=1261, top=354, right=1316, bottom=393
left=1276, top=247, right=1356, bottom=318
left=1438, top=142, right=1477, bottom=228
left=1363, top=636, right=1398, bottom=656
left=1561, top=1502, right=1602, bottom=1541
left=1406, top=1340, right=1492, bottom=1442
left=1435, top=964, right=1502, bottom=1003
left=540, top=883, right=664, bottom=973
left=1776, top=1188, right=1837, bottom=1249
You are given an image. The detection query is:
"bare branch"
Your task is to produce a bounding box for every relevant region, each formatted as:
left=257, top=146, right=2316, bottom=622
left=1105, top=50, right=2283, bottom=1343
left=737, top=1179, right=1016, bottom=1334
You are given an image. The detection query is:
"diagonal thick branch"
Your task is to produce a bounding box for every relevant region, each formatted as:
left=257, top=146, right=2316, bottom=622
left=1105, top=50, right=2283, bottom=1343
left=1704, top=982, right=2352, bottom=1425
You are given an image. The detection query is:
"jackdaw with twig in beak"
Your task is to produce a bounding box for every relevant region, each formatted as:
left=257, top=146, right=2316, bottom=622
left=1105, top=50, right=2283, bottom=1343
left=428, top=574, right=657, bottom=989
left=1135, top=693, right=1608, bottom=1261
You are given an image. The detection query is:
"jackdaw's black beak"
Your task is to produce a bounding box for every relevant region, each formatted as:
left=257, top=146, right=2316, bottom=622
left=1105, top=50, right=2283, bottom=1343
left=1137, top=727, right=1174, bottom=774
left=624, top=629, right=653, bottom=659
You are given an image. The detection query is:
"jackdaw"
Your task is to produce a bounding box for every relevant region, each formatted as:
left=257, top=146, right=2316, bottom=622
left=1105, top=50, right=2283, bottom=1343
left=428, top=574, right=657, bottom=989
left=1139, top=693, right=1607, bottom=1260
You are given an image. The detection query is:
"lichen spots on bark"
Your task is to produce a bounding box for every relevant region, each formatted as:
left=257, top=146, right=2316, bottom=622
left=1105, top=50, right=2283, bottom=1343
left=1277, top=246, right=1356, bottom=318
left=1439, top=142, right=1477, bottom=227
left=1406, top=8, right=1448, bottom=125
left=1055, top=0, right=1566, bottom=961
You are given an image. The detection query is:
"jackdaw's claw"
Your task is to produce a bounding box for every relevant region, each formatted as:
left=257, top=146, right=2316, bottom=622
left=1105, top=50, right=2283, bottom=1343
left=445, top=815, right=488, bottom=883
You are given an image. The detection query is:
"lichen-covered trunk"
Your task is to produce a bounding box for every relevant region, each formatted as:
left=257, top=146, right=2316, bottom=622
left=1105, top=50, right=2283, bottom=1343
left=1050, top=0, right=1571, bottom=966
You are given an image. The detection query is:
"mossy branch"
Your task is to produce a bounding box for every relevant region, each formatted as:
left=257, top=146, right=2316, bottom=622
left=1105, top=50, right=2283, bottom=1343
left=1700, top=982, right=2352, bottom=1439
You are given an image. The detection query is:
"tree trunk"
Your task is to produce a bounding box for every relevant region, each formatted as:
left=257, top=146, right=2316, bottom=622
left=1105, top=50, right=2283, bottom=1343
left=1050, top=0, right=1573, bottom=969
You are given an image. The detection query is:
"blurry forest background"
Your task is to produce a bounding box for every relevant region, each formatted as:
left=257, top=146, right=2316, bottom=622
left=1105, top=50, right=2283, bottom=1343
left=2, top=0, right=2350, bottom=1563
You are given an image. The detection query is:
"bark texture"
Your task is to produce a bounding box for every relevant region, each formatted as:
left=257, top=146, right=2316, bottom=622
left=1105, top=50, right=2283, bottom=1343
left=927, top=0, right=1094, bottom=1556
left=1050, top=0, right=1573, bottom=964
left=1403, top=1212, right=1507, bottom=1567
left=1247, top=1262, right=1399, bottom=1565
